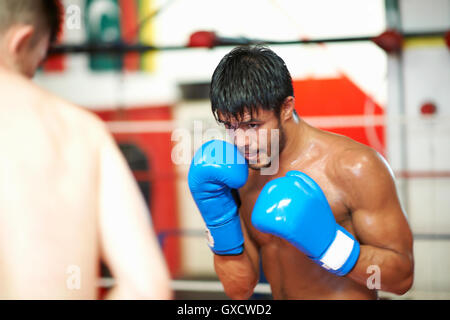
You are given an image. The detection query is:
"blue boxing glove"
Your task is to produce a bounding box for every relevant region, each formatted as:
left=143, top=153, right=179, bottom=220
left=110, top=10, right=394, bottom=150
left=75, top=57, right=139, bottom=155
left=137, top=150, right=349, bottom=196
left=188, top=140, right=248, bottom=255
left=252, top=171, right=360, bottom=276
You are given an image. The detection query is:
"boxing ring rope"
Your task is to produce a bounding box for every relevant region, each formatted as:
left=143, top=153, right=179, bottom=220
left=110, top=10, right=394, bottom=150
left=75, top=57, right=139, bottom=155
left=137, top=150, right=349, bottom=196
left=105, top=114, right=450, bottom=185
left=48, top=30, right=450, bottom=55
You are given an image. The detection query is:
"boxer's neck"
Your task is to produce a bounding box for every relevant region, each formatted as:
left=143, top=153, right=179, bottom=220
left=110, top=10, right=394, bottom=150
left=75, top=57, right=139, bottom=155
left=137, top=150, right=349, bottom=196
left=0, top=62, right=9, bottom=73
left=0, top=59, right=21, bottom=77
left=278, top=117, right=313, bottom=168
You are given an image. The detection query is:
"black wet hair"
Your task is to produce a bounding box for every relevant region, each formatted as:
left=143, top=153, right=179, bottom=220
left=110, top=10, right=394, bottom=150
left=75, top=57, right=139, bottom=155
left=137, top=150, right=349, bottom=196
left=210, top=45, right=294, bottom=122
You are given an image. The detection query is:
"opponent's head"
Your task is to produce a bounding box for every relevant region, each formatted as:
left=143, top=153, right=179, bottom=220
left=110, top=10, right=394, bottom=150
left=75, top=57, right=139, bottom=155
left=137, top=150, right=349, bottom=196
left=210, top=45, right=297, bottom=170
left=0, top=0, right=62, bottom=78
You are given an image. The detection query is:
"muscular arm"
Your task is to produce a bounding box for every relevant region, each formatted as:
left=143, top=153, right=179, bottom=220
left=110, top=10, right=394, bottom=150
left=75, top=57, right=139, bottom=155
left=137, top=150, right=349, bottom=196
left=341, top=149, right=414, bottom=295
left=98, top=130, right=172, bottom=300
left=214, top=217, right=260, bottom=300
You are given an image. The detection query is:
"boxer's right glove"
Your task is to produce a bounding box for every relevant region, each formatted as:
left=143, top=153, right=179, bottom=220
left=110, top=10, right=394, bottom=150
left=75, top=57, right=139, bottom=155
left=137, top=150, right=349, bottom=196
left=188, top=140, right=249, bottom=255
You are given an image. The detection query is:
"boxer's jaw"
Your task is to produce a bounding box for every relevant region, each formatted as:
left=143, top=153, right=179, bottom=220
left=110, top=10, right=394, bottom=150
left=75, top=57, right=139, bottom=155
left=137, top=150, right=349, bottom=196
left=248, top=120, right=286, bottom=171
left=248, top=97, right=294, bottom=171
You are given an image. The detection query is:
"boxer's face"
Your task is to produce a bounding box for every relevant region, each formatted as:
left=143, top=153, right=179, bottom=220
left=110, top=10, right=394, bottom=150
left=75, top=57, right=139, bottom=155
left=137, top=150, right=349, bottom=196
left=218, top=108, right=286, bottom=170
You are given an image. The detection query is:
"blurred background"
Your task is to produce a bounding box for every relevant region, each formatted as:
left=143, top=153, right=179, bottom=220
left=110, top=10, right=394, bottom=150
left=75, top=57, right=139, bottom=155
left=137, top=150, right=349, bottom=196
left=35, top=0, right=450, bottom=299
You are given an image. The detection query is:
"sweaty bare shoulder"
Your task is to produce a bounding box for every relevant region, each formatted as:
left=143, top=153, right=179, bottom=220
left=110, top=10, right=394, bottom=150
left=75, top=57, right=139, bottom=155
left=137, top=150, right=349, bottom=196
left=331, top=140, right=398, bottom=214
left=328, top=137, right=413, bottom=291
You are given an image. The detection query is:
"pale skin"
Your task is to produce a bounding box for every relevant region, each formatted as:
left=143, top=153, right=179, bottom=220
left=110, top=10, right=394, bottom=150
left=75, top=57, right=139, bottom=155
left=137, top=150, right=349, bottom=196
left=0, top=24, right=171, bottom=299
left=215, top=97, right=414, bottom=300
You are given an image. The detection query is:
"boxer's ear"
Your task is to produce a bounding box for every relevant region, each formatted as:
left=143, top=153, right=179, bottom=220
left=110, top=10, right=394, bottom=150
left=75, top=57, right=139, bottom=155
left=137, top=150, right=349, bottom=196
left=8, top=25, right=34, bottom=56
left=280, top=96, right=296, bottom=123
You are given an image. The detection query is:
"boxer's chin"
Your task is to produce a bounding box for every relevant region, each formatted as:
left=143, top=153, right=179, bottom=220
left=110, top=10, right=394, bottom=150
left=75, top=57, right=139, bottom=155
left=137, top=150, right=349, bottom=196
left=248, top=162, right=272, bottom=171
left=246, top=154, right=272, bottom=170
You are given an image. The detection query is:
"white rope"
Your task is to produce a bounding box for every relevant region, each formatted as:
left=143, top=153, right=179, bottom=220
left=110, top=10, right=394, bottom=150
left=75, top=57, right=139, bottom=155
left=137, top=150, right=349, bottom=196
left=106, top=115, right=450, bottom=134
left=107, top=120, right=175, bottom=133
left=99, top=278, right=272, bottom=294
left=98, top=278, right=450, bottom=299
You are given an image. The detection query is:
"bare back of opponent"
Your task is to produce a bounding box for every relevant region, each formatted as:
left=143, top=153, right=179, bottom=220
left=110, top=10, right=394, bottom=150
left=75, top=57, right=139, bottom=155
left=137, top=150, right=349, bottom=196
left=0, top=0, right=171, bottom=299
left=0, top=71, right=170, bottom=299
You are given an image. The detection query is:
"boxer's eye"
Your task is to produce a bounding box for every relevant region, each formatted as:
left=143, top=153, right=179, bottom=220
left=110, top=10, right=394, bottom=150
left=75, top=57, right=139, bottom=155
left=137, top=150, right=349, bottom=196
left=246, top=123, right=260, bottom=129
left=223, top=123, right=237, bottom=130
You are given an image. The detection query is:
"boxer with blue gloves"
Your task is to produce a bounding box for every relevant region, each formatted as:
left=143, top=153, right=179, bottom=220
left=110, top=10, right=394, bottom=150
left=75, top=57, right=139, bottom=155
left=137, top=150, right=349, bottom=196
left=193, top=45, right=414, bottom=300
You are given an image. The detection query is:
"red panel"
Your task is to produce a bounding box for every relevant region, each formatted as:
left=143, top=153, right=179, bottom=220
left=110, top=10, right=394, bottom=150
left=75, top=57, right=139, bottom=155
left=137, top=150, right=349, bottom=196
left=119, top=0, right=140, bottom=71
left=43, top=25, right=66, bottom=72
left=42, top=54, right=66, bottom=72
left=293, top=75, right=385, bottom=155
left=293, top=76, right=384, bottom=116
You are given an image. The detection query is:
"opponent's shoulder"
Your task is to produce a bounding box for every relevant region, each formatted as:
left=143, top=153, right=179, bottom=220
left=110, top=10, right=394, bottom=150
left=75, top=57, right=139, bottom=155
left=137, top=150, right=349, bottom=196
left=50, top=95, right=105, bottom=130
left=39, top=93, right=115, bottom=158
left=34, top=83, right=110, bottom=141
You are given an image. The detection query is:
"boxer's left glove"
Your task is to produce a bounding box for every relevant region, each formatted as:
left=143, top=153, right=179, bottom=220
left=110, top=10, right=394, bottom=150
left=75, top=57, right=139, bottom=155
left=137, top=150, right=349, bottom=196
left=188, top=140, right=249, bottom=255
left=252, top=171, right=360, bottom=276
